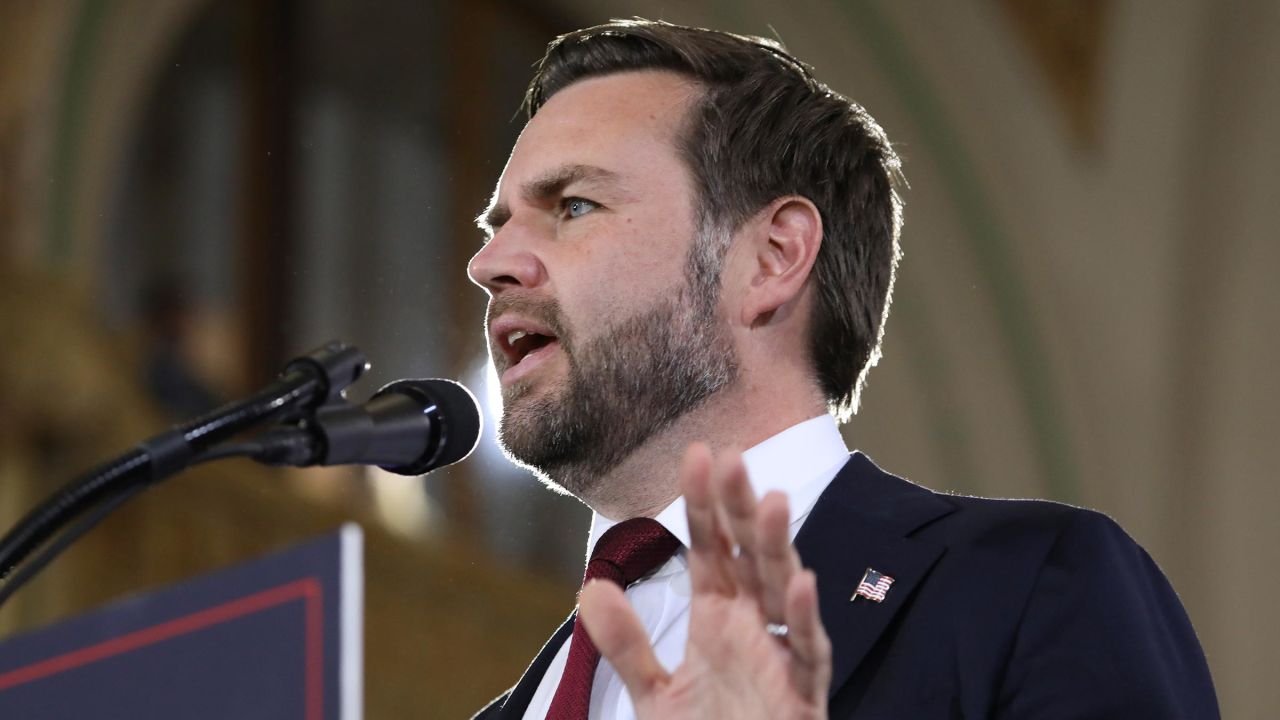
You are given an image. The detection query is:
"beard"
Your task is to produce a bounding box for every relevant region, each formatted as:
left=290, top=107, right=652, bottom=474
left=492, top=255, right=738, bottom=500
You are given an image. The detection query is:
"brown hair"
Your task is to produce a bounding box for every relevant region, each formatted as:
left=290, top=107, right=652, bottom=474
left=525, top=19, right=904, bottom=419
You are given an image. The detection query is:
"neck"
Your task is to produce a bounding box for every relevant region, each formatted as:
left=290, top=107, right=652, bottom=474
left=577, top=371, right=826, bottom=519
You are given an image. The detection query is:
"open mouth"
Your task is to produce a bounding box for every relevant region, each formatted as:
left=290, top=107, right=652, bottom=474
left=491, top=316, right=563, bottom=385
left=505, top=329, right=557, bottom=366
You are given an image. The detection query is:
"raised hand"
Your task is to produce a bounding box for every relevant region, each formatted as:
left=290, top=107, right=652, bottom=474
left=578, top=443, right=831, bottom=719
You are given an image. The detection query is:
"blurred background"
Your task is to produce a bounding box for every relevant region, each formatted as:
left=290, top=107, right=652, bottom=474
left=1, top=0, right=1276, bottom=716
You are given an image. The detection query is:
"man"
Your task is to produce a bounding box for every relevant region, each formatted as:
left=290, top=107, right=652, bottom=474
left=468, top=19, right=1217, bottom=719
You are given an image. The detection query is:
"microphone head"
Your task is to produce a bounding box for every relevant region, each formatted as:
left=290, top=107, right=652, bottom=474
left=373, top=378, right=482, bottom=475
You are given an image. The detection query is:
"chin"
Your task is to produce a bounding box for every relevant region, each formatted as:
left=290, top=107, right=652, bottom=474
left=496, top=425, right=601, bottom=501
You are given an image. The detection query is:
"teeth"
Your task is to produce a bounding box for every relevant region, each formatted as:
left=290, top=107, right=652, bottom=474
left=507, top=330, right=527, bottom=346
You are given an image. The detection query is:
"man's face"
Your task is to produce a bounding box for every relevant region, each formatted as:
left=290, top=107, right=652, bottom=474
left=468, top=71, right=738, bottom=499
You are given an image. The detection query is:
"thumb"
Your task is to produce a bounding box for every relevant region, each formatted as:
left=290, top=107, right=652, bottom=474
left=579, top=580, right=670, bottom=701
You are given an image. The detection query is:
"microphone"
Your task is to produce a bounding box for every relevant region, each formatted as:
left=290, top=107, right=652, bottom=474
left=253, top=378, right=482, bottom=475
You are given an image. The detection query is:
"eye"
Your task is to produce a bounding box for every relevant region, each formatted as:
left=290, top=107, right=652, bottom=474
left=563, top=197, right=599, bottom=219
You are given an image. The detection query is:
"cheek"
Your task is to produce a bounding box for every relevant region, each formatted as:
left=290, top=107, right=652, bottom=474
left=606, top=220, right=692, bottom=288
left=552, top=211, right=695, bottom=322
left=556, top=258, right=676, bottom=339
left=583, top=251, right=686, bottom=318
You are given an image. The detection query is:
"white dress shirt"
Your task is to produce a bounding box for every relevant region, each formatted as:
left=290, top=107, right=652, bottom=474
left=522, top=415, right=850, bottom=720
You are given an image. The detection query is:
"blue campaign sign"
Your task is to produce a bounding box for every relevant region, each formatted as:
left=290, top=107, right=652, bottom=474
left=0, top=524, right=363, bottom=720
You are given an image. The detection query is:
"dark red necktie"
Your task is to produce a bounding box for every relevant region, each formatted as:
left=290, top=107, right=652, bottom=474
left=545, top=517, right=682, bottom=720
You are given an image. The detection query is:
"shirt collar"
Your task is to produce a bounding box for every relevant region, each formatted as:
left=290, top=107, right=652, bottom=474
left=586, top=414, right=850, bottom=559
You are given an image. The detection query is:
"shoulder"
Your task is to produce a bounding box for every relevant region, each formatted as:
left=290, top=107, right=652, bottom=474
left=936, top=491, right=1130, bottom=552
left=824, top=452, right=1186, bottom=630
left=819, top=454, right=1218, bottom=716
left=900, top=477, right=1169, bottom=596
left=833, top=451, right=1128, bottom=554
left=970, top=499, right=1221, bottom=716
left=917, top=488, right=1218, bottom=715
left=817, top=451, right=1192, bottom=627
left=845, top=451, right=1132, bottom=548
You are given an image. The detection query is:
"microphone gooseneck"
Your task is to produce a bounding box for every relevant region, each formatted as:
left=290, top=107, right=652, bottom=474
left=0, top=344, right=483, bottom=610
left=252, top=378, right=482, bottom=476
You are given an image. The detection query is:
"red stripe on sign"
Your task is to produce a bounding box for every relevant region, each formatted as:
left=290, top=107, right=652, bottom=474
left=0, top=577, right=324, bottom=720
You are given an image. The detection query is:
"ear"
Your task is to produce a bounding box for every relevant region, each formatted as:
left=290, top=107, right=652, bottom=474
left=738, top=196, right=823, bottom=327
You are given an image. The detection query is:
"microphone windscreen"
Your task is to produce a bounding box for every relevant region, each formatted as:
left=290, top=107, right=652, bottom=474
left=373, top=378, right=482, bottom=474
left=420, top=378, right=482, bottom=468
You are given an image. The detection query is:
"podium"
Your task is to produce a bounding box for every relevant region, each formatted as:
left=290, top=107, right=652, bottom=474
left=0, top=525, right=363, bottom=719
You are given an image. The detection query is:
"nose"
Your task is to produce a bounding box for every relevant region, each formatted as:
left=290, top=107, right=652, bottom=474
left=467, top=225, right=547, bottom=294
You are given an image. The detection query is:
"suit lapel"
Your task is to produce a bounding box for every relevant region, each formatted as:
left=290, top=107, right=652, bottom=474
left=795, top=453, right=955, bottom=699
left=497, top=612, right=576, bottom=719
left=498, top=453, right=953, bottom=714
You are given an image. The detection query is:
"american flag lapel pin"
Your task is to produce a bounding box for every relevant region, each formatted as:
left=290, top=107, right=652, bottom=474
left=852, top=567, right=894, bottom=603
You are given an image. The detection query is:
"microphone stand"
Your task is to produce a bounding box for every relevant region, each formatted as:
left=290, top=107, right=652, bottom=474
left=0, top=341, right=368, bottom=609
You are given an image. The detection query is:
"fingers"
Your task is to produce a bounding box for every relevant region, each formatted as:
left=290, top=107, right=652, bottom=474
left=784, top=569, right=832, bottom=702
left=579, top=579, right=670, bottom=701
left=719, top=455, right=766, bottom=602
left=756, top=490, right=803, bottom=622
left=682, top=444, right=737, bottom=595
left=679, top=442, right=834, bottom=703
left=683, top=444, right=803, bottom=622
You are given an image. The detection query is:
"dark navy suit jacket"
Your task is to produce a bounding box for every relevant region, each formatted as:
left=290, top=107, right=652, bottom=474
left=475, top=453, right=1219, bottom=718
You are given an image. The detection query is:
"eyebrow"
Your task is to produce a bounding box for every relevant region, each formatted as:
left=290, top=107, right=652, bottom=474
left=475, top=164, right=624, bottom=236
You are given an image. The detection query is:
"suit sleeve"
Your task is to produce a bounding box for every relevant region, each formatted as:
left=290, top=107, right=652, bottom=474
left=995, top=510, right=1219, bottom=719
